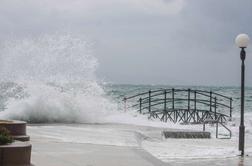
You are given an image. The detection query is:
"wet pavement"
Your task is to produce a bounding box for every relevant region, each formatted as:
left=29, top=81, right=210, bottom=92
left=169, top=156, right=252, bottom=166
left=28, top=124, right=252, bottom=166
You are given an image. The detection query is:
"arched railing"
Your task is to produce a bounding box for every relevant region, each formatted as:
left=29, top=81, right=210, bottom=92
left=123, top=88, right=233, bottom=124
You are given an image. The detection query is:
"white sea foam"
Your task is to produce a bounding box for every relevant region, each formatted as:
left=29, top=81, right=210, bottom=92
left=0, top=33, right=120, bottom=123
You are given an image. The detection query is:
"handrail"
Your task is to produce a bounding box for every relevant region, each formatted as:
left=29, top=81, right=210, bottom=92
left=203, top=118, right=232, bottom=139
left=124, top=88, right=232, bottom=101
left=218, top=123, right=232, bottom=139
left=124, top=88, right=231, bottom=105
left=124, top=91, right=149, bottom=100
left=128, top=98, right=231, bottom=110
left=124, top=89, right=232, bottom=106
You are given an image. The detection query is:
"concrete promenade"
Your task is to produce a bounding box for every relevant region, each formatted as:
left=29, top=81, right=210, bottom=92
left=28, top=124, right=252, bottom=166
left=31, top=140, right=168, bottom=166
left=29, top=123, right=169, bottom=166
left=31, top=139, right=252, bottom=166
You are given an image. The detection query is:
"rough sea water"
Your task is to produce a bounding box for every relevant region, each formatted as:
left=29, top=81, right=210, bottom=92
left=0, top=33, right=252, bottom=163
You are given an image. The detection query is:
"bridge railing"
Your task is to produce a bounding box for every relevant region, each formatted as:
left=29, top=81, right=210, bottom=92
left=123, top=88, right=232, bottom=124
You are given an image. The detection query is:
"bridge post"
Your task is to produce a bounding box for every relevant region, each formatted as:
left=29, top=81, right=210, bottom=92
left=123, top=97, right=127, bottom=112
left=172, top=88, right=175, bottom=110
left=139, top=98, right=142, bottom=114
left=210, top=91, right=212, bottom=113
left=214, top=97, right=217, bottom=120
left=164, top=90, right=167, bottom=112
left=194, top=91, right=197, bottom=122
left=187, top=89, right=191, bottom=122
left=172, top=88, right=176, bottom=122
left=148, top=90, right=151, bottom=113
left=208, top=91, right=212, bottom=120
left=230, top=98, right=232, bottom=118
left=163, top=90, right=167, bottom=122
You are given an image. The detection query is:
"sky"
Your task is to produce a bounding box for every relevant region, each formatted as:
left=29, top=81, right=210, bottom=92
left=0, top=0, right=252, bottom=86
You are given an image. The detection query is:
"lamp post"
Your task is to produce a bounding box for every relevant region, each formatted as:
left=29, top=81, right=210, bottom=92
left=235, top=33, right=250, bottom=156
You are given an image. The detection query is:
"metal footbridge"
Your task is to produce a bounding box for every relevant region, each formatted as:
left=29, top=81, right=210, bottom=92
left=123, top=88, right=233, bottom=138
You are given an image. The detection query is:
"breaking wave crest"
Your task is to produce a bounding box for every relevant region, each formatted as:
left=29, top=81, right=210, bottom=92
left=0, top=33, right=118, bottom=123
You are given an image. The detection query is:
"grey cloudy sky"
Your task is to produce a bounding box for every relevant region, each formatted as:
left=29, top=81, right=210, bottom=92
left=0, top=0, right=252, bottom=86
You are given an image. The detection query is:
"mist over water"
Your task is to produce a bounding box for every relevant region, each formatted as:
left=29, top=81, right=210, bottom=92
left=0, top=34, right=96, bottom=82
left=0, top=33, right=119, bottom=123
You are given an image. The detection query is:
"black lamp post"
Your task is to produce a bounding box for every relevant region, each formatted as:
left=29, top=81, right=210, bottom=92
left=235, top=33, right=250, bottom=156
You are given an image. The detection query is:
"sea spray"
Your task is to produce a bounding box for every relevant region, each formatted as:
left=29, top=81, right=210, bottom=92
left=0, top=34, right=97, bottom=82
left=0, top=33, right=119, bottom=123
